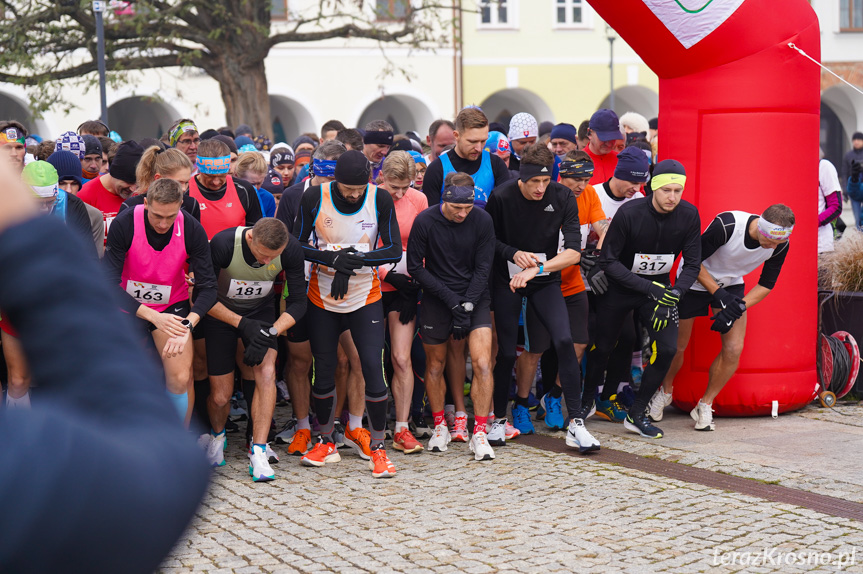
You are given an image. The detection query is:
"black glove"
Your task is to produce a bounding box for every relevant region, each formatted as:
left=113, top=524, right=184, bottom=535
left=329, top=247, right=365, bottom=275
left=710, top=302, right=746, bottom=334
left=330, top=271, right=351, bottom=300
left=243, top=327, right=277, bottom=366
left=586, top=266, right=608, bottom=295
left=238, top=317, right=270, bottom=347
left=580, top=249, right=600, bottom=273
left=647, top=281, right=681, bottom=307
left=451, top=305, right=471, bottom=340
left=398, top=290, right=418, bottom=325
left=384, top=271, right=415, bottom=292
left=712, top=288, right=746, bottom=320
left=650, top=304, right=678, bottom=332
left=852, top=160, right=862, bottom=183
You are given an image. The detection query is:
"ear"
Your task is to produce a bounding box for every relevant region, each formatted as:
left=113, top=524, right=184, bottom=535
left=153, top=173, right=162, bottom=181
left=143, top=197, right=149, bottom=209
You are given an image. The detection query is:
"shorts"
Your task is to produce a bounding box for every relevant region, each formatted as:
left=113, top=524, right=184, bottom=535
left=678, top=284, right=745, bottom=320
left=146, top=299, right=191, bottom=332
left=202, top=304, right=275, bottom=375
left=524, top=291, right=589, bottom=353
left=419, top=292, right=492, bottom=346
left=285, top=314, right=309, bottom=344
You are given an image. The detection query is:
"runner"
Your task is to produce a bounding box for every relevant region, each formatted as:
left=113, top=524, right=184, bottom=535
left=104, top=178, right=217, bottom=424
left=652, top=205, right=794, bottom=430
left=362, top=120, right=393, bottom=182
left=486, top=144, right=600, bottom=453
left=169, top=119, right=200, bottom=164
left=583, top=109, right=623, bottom=185
left=1, top=121, right=29, bottom=173
left=200, top=218, right=307, bottom=480
left=407, top=172, right=496, bottom=460
left=79, top=140, right=144, bottom=245
left=588, top=159, right=702, bottom=439
left=293, top=149, right=402, bottom=477
left=506, top=112, right=539, bottom=172
left=80, top=135, right=103, bottom=183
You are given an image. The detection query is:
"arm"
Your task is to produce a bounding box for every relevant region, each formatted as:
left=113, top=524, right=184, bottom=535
left=743, top=284, right=772, bottom=309
left=819, top=191, right=842, bottom=226
left=275, top=239, right=308, bottom=332
left=463, top=216, right=495, bottom=304
left=671, top=210, right=703, bottom=294
left=406, top=216, right=462, bottom=309
left=421, top=159, right=443, bottom=206
left=185, top=221, right=217, bottom=322
left=103, top=212, right=144, bottom=315
left=363, top=190, right=402, bottom=265
left=485, top=190, right=520, bottom=264
left=293, top=187, right=333, bottom=265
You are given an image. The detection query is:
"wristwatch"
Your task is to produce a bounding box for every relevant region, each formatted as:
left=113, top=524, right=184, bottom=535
left=268, top=327, right=279, bottom=337
left=180, top=319, right=193, bottom=331
left=537, top=263, right=545, bottom=275
left=462, top=302, right=475, bottom=313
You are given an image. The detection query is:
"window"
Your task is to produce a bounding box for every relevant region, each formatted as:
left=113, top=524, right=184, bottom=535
left=376, top=0, right=409, bottom=21
left=478, top=0, right=517, bottom=29
left=841, top=0, right=863, bottom=31
left=555, top=0, right=583, bottom=26
left=271, top=0, right=288, bottom=21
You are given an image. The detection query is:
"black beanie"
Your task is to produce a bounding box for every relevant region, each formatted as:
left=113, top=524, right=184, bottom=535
left=652, top=159, right=686, bottom=179
left=109, top=141, right=144, bottom=184
left=335, top=149, right=371, bottom=185
left=82, top=134, right=102, bottom=157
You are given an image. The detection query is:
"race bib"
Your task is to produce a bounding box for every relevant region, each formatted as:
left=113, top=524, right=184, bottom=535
left=227, top=279, right=273, bottom=300
left=104, top=213, right=116, bottom=243
left=326, top=243, right=370, bottom=252
left=508, top=253, right=549, bottom=278
left=631, top=253, right=674, bottom=275
left=126, top=281, right=170, bottom=304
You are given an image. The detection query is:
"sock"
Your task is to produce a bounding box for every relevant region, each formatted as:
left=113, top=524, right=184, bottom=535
left=444, top=404, right=455, bottom=415
left=252, top=442, right=267, bottom=454
left=632, top=352, right=642, bottom=368
left=395, top=421, right=408, bottom=432
left=5, top=391, right=31, bottom=409
left=297, top=416, right=311, bottom=431
left=455, top=410, right=467, bottom=419
left=193, top=378, right=210, bottom=430
left=433, top=410, right=445, bottom=427
left=549, top=385, right=563, bottom=399
left=488, top=411, right=495, bottom=418
left=474, top=415, right=488, bottom=435
left=513, top=395, right=529, bottom=408
left=348, top=413, right=363, bottom=431
left=166, top=390, right=188, bottom=421
left=211, top=428, right=226, bottom=438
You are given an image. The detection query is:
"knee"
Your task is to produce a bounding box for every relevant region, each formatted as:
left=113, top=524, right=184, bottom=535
left=391, top=351, right=411, bottom=375
left=209, top=384, right=233, bottom=407
left=653, top=340, right=677, bottom=363
left=472, top=356, right=492, bottom=379
left=426, top=357, right=445, bottom=378
left=721, top=340, right=744, bottom=362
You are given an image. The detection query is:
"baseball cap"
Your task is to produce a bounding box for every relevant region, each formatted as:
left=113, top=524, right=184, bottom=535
left=22, top=160, right=59, bottom=198
left=589, top=109, right=624, bottom=142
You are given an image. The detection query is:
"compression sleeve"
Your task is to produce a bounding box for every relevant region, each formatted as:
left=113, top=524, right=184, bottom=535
left=280, top=238, right=308, bottom=323
left=186, top=218, right=218, bottom=318
left=819, top=191, right=842, bottom=227
left=464, top=214, right=495, bottom=305
left=293, top=186, right=331, bottom=265
left=363, top=189, right=402, bottom=265
left=700, top=212, right=735, bottom=261
left=757, top=241, right=789, bottom=290
left=560, top=191, right=582, bottom=253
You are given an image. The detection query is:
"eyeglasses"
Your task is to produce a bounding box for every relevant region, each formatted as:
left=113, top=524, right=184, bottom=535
left=177, top=137, right=201, bottom=146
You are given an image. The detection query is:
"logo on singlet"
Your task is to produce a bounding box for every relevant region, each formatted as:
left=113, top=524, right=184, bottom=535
left=226, top=203, right=233, bottom=207
left=200, top=203, right=207, bottom=210
left=323, top=216, right=333, bottom=228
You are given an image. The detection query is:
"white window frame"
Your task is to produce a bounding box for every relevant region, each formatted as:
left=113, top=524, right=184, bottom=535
left=552, top=0, right=592, bottom=30
left=476, top=0, right=519, bottom=31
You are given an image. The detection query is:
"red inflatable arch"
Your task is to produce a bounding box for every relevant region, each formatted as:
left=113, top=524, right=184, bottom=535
left=589, top=0, right=820, bottom=415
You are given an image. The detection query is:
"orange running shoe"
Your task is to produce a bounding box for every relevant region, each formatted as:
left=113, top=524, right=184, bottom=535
left=451, top=415, right=469, bottom=442
left=300, top=440, right=341, bottom=467
left=343, top=424, right=372, bottom=460
left=392, top=428, right=424, bottom=454
left=287, top=428, right=312, bottom=456
left=369, top=448, right=397, bottom=478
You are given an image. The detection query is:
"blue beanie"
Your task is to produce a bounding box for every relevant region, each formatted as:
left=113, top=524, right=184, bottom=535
left=549, top=123, right=577, bottom=144
left=234, top=135, right=255, bottom=149
left=46, top=150, right=83, bottom=186
left=614, top=146, right=650, bottom=183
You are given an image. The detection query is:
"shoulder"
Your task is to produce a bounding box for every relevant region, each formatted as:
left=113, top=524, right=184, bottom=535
left=210, top=227, right=236, bottom=245
left=676, top=199, right=700, bottom=218
left=407, top=187, right=428, bottom=210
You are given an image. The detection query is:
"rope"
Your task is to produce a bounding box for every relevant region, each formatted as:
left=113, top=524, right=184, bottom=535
left=788, top=43, right=863, bottom=98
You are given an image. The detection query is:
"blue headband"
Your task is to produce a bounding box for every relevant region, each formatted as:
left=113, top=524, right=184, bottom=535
left=312, top=158, right=337, bottom=178
left=197, top=155, right=231, bottom=175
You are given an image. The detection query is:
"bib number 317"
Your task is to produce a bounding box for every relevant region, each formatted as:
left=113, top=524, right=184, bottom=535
left=631, top=253, right=673, bottom=275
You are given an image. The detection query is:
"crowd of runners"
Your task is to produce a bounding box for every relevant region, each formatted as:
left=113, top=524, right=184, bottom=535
left=0, top=107, right=794, bottom=482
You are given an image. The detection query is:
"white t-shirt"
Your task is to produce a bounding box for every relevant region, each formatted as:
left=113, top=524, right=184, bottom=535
left=819, top=159, right=841, bottom=254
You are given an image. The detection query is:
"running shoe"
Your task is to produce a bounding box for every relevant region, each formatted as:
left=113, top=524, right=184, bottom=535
left=541, top=393, right=565, bottom=431
left=565, top=418, right=601, bottom=453
left=265, top=443, right=280, bottom=464
left=624, top=412, right=664, bottom=439
left=445, top=409, right=455, bottom=432
left=469, top=431, right=495, bottom=461
left=512, top=403, right=535, bottom=435
left=504, top=420, right=521, bottom=440
left=487, top=419, right=507, bottom=446
left=383, top=423, right=393, bottom=441
left=274, top=417, right=297, bottom=444
left=428, top=423, right=451, bottom=452
left=224, top=418, right=239, bottom=433
left=248, top=445, right=275, bottom=482
left=410, top=414, right=433, bottom=439
left=369, top=447, right=396, bottom=478
left=287, top=428, right=312, bottom=456
left=647, top=388, right=674, bottom=422
left=343, top=424, right=372, bottom=460
left=451, top=415, right=469, bottom=442
left=230, top=396, right=247, bottom=421
left=526, top=391, right=541, bottom=411
left=301, top=439, right=341, bottom=467
left=393, top=428, right=424, bottom=454
left=690, top=400, right=715, bottom=431
left=595, top=395, right=627, bottom=423
left=275, top=380, right=290, bottom=406
left=206, top=432, right=227, bottom=467
left=332, top=421, right=346, bottom=448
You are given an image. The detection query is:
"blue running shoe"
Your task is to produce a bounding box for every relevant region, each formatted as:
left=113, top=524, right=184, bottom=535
left=511, top=403, right=535, bottom=435
left=527, top=391, right=540, bottom=411
left=541, top=393, right=565, bottom=431
left=595, top=395, right=626, bottom=423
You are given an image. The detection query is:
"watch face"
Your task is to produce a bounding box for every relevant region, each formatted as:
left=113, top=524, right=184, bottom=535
left=463, top=303, right=474, bottom=312
left=268, top=327, right=279, bottom=336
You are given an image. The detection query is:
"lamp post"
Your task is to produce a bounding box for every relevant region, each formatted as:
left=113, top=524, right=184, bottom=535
left=606, top=24, right=617, bottom=113
left=93, top=1, right=108, bottom=124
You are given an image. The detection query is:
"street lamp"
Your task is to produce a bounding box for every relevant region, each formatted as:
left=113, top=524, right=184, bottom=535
left=93, top=1, right=108, bottom=124
left=606, top=24, right=618, bottom=113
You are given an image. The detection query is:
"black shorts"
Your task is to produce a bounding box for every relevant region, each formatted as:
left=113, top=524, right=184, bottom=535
left=419, top=293, right=492, bottom=345
left=146, top=299, right=190, bottom=332
left=202, top=304, right=275, bottom=375
left=285, top=314, right=309, bottom=344
left=678, top=284, right=745, bottom=320
left=524, top=291, right=589, bottom=353
left=382, top=290, right=403, bottom=316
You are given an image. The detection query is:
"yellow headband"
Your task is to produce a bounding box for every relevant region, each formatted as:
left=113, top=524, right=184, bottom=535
left=651, top=172, right=686, bottom=191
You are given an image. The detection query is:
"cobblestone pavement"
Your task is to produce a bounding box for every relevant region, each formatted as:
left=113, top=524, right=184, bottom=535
left=161, top=403, right=863, bottom=573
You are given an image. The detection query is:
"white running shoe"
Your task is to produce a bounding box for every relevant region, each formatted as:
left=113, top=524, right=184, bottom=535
left=206, top=432, right=227, bottom=467
left=5, top=391, right=31, bottom=409
left=274, top=418, right=297, bottom=444
left=428, top=423, right=452, bottom=452
left=265, top=443, right=280, bottom=464
left=647, top=388, right=674, bottom=422
left=248, top=445, right=275, bottom=482
left=469, top=432, right=495, bottom=461
left=565, top=418, right=601, bottom=453
left=487, top=419, right=507, bottom=447
left=690, top=400, right=715, bottom=431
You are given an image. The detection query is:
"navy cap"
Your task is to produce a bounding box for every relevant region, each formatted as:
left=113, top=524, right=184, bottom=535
left=550, top=123, right=577, bottom=144
left=589, top=109, right=623, bottom=142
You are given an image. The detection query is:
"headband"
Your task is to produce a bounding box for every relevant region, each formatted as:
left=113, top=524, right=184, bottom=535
left=196, top=155, right=231, bottom=175
left=441, top=185, right=475, bottom=204
left=651, top=172, right=687, bottom=191
left=271, top=150, right=294, bottom=167
left=0, top=127, right=25, bottom=145
left=363, top=130, right=394, bottom=146
left=169, top=120, right=198, bottom=147
left=558, top=159, right=594, bottom=179
left=312, top=158, right=337, bottom=178
left=519, top=162, right=552, bottom=182
left=757, top=217, right=793, bottom=242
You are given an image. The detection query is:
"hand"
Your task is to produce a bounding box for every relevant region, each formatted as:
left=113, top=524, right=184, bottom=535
left=185, top=272, right=195, bottom=287
left=398, top=290, right=418, bottom=325
left=384, top=271, right=415, bottom=292
left=0, top=158, right=38, bottom=231
left=161, top=330, right=190, bottom=359
left=586, top=266, right=608, bottom=295
left=238, top=317, right=271, bottom=347
left=650, top=304, right=678, bottom=332
left=330, top=248, right=365, bottom=275
left=852, top=160, right=862, bottom=182
left=243, top=337, right=275, bottom=366
left=330, top=271, right=351, bottom=300
left=580, top=249, right=600, bottom=273
left=710, top=303, right=746, bottom=334
left=451, top=306, right=471, bottom=340
left=648, top=281, right=681, bottom=307
left=509, top=267, right=539, bottom=292
left=151, top=313, right=188, bottom=338
left=512, top=250, right=539, bottom=270
left=712, top=288, right=746, bottom=320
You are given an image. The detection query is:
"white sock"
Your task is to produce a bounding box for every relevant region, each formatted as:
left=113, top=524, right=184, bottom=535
left=349, top=413, right=363, bottom=430
left=455, top=410, right=467, bottom=419
left=6, top=391, right=31, bottom=409
left=297, top=416, right=310, bottom=431
left=395, top=421, right=408, bottom=432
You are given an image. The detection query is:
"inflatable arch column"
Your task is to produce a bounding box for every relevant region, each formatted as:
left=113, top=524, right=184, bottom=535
left=588, top=0, right=821, bottom=415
